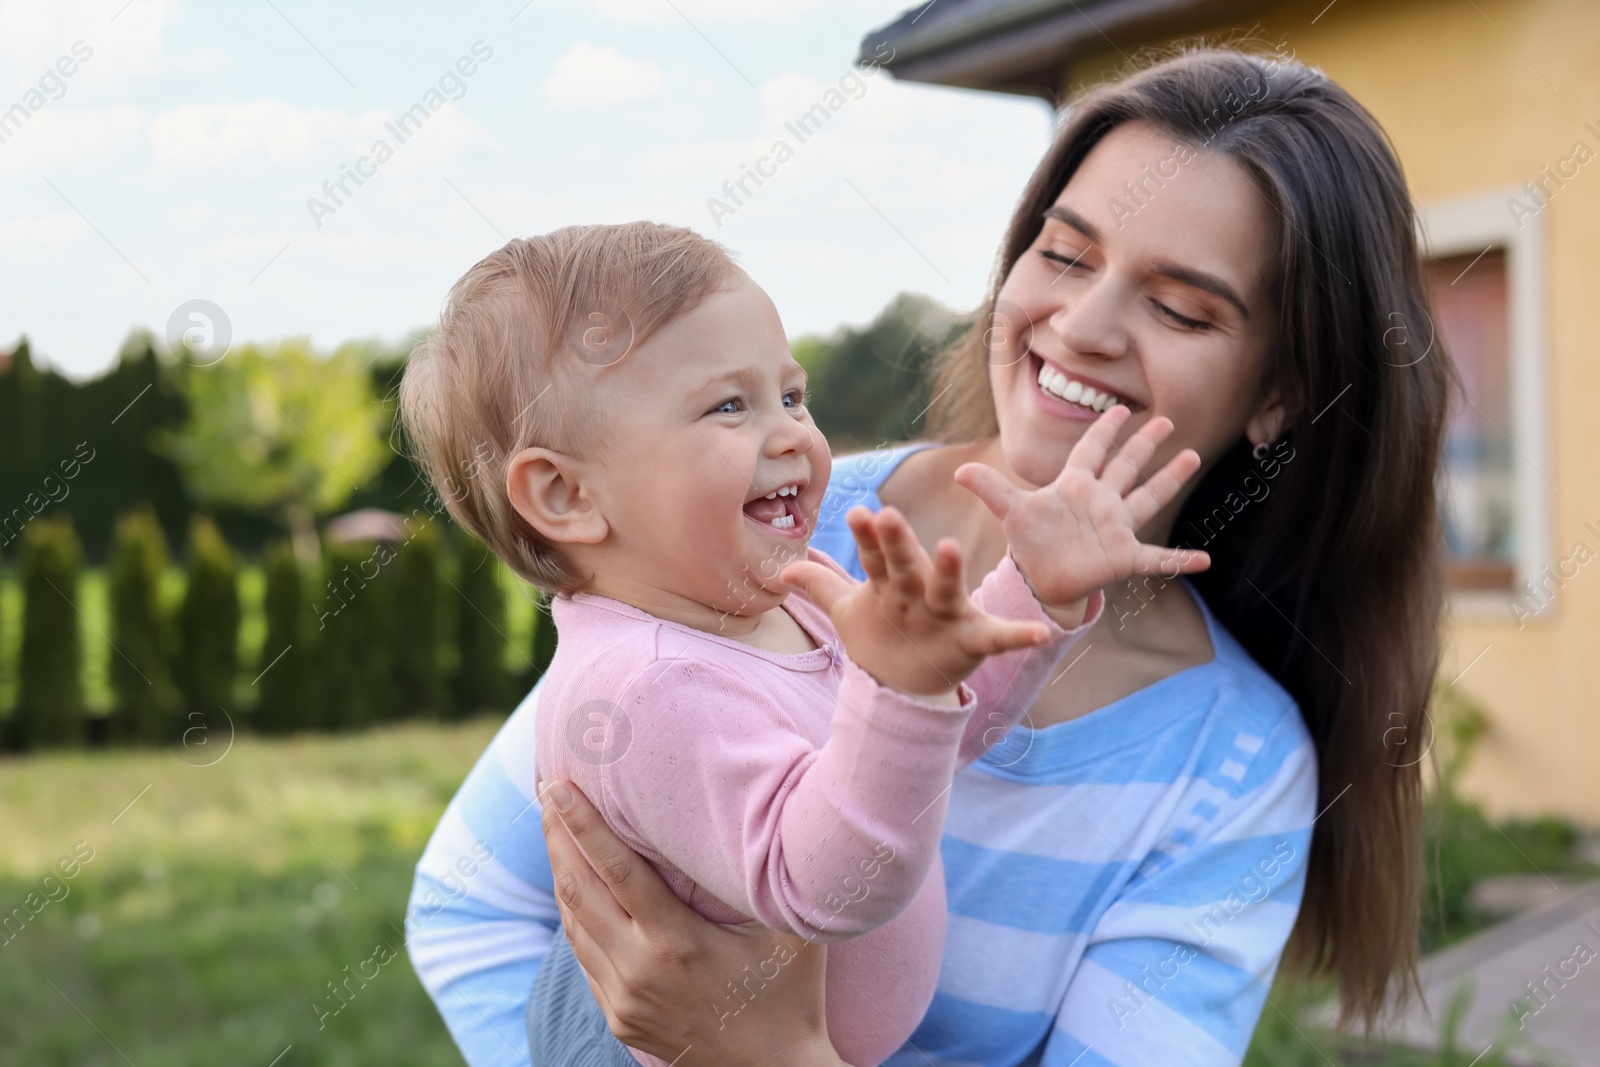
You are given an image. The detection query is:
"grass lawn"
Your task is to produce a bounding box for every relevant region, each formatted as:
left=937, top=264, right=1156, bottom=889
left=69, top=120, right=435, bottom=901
left=0, top=718, right=502, bottom=1066
left=1, top=717, right=1592, bottom=1066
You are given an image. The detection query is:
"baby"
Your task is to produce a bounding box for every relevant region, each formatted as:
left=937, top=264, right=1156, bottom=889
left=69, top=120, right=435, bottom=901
left=399, top=222, right=1206, bottom=1066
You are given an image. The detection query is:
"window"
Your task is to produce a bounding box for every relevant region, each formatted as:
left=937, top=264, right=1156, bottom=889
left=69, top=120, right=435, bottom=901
left=1418, top=191, right=1550, bottom=607
left=1425, top=249, right=1514, bottom=589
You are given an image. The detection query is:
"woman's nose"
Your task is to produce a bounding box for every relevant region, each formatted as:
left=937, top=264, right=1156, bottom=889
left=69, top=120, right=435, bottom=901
left=1046, top=275, right=1130, bottom=361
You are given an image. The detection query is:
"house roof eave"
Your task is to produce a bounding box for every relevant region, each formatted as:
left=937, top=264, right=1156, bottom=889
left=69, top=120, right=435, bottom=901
left=858, top=0, right=1268, bottom=102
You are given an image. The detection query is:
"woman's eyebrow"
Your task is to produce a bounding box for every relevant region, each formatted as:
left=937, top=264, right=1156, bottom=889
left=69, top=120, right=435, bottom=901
left=1042, top=202, right=1250, bottom=319
left=1152, top=261, right=1250, bottom=319
left=1042, top=204, right=1100, bottom=241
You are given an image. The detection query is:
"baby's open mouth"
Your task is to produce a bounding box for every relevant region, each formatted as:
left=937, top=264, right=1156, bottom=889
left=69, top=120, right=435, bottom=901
left=743, top=483, right=805, bottom=532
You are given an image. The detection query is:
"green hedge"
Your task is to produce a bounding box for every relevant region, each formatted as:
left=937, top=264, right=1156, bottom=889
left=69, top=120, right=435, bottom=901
left=393, top=519, right=446, bottom=719
left=318, top=538, right=397, bottom=731
left=450, top=535, right=508, bottom=718
left=108, top=506, right=177, bottom=743
left=254, top=540, right=309, bottom=735
left=173, top=516, right=240, bottom=717
left=3, top=510, right=558, bottom=746
left=14, top=517, right=83, bottom=749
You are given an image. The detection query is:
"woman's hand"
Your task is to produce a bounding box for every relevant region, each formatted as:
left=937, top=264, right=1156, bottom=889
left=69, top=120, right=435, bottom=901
left=539, top=779, right=852, bottom=1067
left=954, top=405, right=1209, bottom=627
left=778, top=505, right=1052, bottom=698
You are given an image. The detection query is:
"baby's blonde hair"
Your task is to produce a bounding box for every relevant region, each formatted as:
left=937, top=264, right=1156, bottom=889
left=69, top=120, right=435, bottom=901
left=399, top=221, right=742, bottom=592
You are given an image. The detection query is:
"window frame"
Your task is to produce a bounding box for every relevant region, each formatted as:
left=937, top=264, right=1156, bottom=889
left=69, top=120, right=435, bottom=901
left=1417, top=189, right=1552, bottom=618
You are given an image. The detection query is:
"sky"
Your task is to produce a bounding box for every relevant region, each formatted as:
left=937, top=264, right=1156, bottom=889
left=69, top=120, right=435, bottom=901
left=0, top=0, right=1057, bottom=379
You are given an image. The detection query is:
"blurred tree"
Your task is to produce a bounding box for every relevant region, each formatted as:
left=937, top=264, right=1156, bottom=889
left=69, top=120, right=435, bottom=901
left=255, top=540, right=311, bottom=734
left=0, top=334, right=195, bottom=560
left=15, top=517, right=83, bottom=749
left=450, top=535, right=508, bottom=718
left=317, top=538, right=398, bottom=730
left=162, top=339, right=389, bottom=565
left=393, top=521, right=446, bottom=719
left=174, top=516, right=240, bottom=717
left=108, top=506, right=178, bottom=743
left=793, top=293, right=967, bottom=450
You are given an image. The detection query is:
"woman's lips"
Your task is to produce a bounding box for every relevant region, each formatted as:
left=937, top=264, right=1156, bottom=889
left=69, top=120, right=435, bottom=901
left=1028, top=353, right=1103, bottom=422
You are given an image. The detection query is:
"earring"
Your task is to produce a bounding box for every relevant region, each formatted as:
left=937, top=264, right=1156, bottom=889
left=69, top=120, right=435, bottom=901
left=1252, top=440, right=1271, bottom=461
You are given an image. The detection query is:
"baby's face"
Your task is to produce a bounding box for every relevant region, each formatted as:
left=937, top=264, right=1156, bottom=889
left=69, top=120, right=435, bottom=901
left=583, top=276, right=831, bottom=616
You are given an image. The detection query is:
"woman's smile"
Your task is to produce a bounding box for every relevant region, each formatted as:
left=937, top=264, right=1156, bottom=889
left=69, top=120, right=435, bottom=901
left=1028, top=350, right=1144, bottom=421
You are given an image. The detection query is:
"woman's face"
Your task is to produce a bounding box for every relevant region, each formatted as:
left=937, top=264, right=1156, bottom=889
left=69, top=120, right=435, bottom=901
left=988, top=120, right=1281, bottom=500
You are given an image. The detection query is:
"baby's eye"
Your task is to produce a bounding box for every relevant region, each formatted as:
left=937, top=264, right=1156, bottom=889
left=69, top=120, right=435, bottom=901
left=782, top=389, right=809, bottom=410
left=710, top=397, right=744, bottom=415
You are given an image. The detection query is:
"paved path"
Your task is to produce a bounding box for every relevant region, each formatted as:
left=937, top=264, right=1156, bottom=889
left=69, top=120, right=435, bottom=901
left=1375, top=879, right=1600, bottom=1064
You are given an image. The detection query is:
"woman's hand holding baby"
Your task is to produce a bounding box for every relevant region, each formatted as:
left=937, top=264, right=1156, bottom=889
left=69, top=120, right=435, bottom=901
left=955, top=405, right=1210, bottom=629
left=779, top=507, right=1053, bottom=700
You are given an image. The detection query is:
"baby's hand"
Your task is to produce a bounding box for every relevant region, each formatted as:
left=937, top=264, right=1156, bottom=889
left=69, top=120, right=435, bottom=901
left=954, top=405, right=1209, bottom=628
left=779, top=507, right=1051, bottom=700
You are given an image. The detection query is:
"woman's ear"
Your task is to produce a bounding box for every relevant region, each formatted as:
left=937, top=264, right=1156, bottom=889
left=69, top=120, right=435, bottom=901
left=506, top=447, right=609, bottom=546
left=1246, top=389, right=1288, bottom=448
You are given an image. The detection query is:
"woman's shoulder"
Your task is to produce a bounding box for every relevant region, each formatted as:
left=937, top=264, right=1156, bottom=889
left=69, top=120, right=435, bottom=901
left=812, top=442, right=936, bottom=574
left=822, top=442, right=936, bottom=509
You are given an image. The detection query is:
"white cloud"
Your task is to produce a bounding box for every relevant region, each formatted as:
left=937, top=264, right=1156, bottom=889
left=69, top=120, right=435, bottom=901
left=543, top=43, right=664, bottom=111
left=0, top=212, right=88, bottom=246
left=0, top=104, right=144, bottom=175
left=148, top=101, right=389, bottom=170
left=187, top=232, right=299, bottom=264
left=0, top=0, right=173, bottom=84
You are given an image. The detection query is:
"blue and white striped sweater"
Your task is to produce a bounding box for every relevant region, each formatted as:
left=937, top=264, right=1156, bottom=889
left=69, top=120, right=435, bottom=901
left=406, top=444, right=1317, bottom=1067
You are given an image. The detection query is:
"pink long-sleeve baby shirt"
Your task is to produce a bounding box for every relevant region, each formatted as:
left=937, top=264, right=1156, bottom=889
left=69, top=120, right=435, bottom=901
left=533, top=550, right=1099, bottom=1067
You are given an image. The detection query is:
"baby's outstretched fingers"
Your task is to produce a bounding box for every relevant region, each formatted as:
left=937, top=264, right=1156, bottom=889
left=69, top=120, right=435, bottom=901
left=1101, top=414, right=1174, bottom=497
left=1122, top=447, right=1203, bottom=528
left=874, top=507, right=932, bottom=598
left=953, top=461, right=1026, bottom=522
left=845, top=506, right=889, bottom=583
left=779, top=559, right=858, bottom=614
left=1065, top=404, right=1133, bottom=477
left=1137, top=545, right=1211, bottom=576
left=928, top=539, right=968, bottom=617
left=965, top=615, right=1052, bottom=657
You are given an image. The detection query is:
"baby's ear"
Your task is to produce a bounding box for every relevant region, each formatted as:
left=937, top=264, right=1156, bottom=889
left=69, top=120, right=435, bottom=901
left=506, top=447, right=609, bottom=545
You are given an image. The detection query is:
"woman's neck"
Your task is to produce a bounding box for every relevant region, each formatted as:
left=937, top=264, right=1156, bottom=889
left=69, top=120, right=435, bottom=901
left=880, top=436, right=1212, bottom=727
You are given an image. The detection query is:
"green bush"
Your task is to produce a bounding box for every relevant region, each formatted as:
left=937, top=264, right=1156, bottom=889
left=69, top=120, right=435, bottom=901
left=173, top=515, right=240, bottom=717
left=392, top=520, right=446, bottom=718
left=317, top=538, right=397, bottom=730
left=14, top=517, right=84, bottom=749
left=107, top=506, right=178, bottom=743
left=450, top=535, right=507, bottom=717
left=253, top=541, right=311, bottom=735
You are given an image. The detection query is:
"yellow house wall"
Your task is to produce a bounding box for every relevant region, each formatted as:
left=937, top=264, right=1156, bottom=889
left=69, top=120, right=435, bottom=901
left=1066, top=0, right=1600, bottom=822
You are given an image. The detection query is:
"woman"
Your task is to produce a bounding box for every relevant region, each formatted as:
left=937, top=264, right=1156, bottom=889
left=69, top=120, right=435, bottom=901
left=407, top=47, right=1451, bottom=1066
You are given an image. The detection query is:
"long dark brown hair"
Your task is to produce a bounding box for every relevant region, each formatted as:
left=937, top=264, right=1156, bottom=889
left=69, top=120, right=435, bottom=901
left=928, top=47, right=1453, bottom=1026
